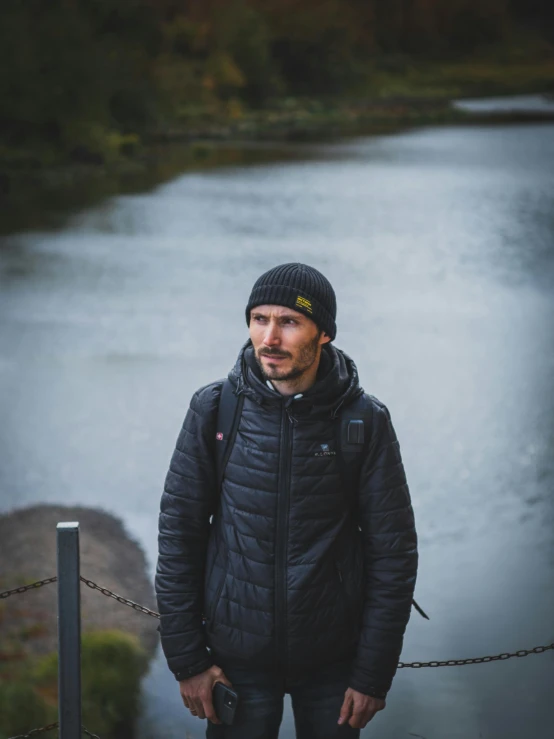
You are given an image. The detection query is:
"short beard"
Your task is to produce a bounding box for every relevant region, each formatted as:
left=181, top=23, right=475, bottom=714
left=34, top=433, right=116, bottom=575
left=255, top=331, right=322, bottom=383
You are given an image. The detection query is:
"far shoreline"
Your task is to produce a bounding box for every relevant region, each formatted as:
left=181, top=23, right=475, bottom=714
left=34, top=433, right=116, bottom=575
left=1, top=91, right=553, bottom=237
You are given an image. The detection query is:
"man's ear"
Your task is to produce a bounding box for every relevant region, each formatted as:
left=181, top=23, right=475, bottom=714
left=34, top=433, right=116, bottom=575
left=320, top=331, right=331, bottom=345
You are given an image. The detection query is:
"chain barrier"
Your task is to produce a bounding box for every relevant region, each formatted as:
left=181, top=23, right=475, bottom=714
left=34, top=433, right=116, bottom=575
left=7, top=723, right=100, bottom=739
left=0, top=577, right=58, bottom=599
left=79, top=576, right=160, bottom=619
left=81, top=727, right=101, bottom=738
left=8, top=722, right=59, bottom=739
left=3, top=574, right=554, bottom=669
left=0, top=574, right=160, bottom=619
left=398, top=642, right=554, bottom=668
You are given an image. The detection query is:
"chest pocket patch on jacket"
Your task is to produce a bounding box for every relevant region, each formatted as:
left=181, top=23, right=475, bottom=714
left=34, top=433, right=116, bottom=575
left=313, top=442, right=337, bottom=457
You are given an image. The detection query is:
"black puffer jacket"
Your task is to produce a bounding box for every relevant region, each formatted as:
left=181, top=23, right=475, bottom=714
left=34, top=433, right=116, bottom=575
left=156, top=340, right=418, bottom=697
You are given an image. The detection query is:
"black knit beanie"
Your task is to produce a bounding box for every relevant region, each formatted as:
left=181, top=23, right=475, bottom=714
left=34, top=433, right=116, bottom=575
left=245, top=263, right=337, bottom=341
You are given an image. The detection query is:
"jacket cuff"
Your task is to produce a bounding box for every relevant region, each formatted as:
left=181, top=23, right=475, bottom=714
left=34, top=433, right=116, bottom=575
left=348, top=672, right=389, bottom=700
left=173, top=651, right=215, bottom=682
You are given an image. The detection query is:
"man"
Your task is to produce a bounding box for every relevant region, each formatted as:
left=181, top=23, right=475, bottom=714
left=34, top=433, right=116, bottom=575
left=156, top=263, right=418, bottom=738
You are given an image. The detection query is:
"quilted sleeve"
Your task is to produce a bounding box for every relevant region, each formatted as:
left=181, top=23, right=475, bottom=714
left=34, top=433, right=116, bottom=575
left=155, top=381, right=222, bottom=680
left=348, top=398, right=418, bottom=698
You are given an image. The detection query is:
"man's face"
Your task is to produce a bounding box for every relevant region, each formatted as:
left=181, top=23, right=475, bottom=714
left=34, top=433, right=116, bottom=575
left=249, top=304, right=330, bottom=383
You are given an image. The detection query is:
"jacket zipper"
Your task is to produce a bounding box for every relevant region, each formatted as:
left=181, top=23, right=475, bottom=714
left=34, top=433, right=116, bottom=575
left=275, top=401, right=293, bottom=671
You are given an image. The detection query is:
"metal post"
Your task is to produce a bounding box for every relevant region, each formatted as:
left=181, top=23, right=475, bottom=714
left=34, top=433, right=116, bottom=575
left=57, top=522, right=81, bottom=739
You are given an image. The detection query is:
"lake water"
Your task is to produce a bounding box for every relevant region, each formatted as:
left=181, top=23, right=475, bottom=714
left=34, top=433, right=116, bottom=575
left=453, top=92, right=554, bottom=114
left=1, top=121, right=553, bottom=739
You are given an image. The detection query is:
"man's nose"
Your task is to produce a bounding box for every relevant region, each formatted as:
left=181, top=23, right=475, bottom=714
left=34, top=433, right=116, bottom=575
left=262, top=323, right=281, bottom=346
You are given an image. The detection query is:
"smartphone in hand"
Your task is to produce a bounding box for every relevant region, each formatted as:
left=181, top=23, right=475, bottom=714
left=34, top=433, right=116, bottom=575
left=213, top=681, right=239, bottom=725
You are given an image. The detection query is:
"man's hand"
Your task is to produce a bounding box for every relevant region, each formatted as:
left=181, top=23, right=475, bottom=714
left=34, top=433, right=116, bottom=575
left=179, top=664, right=233, bottom=724
left=338, top=687, right=386, bottom=729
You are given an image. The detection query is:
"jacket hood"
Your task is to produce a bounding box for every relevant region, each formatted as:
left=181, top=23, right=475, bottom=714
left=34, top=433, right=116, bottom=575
left=227, top=339, right=363, bottom=419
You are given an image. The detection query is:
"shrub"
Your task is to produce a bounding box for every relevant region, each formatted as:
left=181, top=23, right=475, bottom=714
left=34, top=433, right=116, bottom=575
left=32, top=630, right=148, bottom=739
left=0, top=679, right=48, bottom=739
left=0, top=630, right=147, bottom=739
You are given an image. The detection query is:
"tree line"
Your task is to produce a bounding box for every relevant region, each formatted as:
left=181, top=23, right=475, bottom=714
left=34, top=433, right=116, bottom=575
left=1, top=0, right=553, bottom=164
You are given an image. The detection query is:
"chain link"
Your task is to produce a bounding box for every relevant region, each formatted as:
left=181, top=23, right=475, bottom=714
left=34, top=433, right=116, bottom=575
left=81, top=726, right=101, bottom=738
left=8, top=723, right=101, bottom=739
left=79, top=576, right=160, bottom=619
left=8, top=722, right=59, bottom=739
left=398, top=642, right=554, bottom=668
left=3, top=574, right=553, bottom=666
left=0, top=574, right=159, bottom=619
left=0, top=577, right=57, bottom=599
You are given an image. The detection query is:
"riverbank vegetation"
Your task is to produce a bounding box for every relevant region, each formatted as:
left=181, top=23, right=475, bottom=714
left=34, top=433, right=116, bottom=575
left=0, top=626, right=147, bottom=739
left=0, top=506, right=158, bottom=737
left=2, top=1, right=554, bottom=170
left=1, top=1, right=554, bottom=232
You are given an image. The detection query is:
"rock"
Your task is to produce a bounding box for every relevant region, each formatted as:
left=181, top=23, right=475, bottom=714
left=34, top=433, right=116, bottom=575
left=0, top=505, right=158, bottom=661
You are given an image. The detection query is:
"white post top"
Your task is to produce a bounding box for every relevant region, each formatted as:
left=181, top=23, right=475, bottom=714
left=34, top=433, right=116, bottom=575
left=57, top=522, right=80, bottom=529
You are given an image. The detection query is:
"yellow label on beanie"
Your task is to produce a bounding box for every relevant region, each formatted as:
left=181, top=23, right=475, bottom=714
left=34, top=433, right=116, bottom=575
left=295, top=295, right=313, bottom=314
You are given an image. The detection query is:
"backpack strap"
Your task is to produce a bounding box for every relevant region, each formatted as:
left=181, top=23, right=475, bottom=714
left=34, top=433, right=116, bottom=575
left=335, top=393, right=429, bottom=620
left=334, top=393, right=374, bottom=519
left=215, top=379, right=244, bottom=495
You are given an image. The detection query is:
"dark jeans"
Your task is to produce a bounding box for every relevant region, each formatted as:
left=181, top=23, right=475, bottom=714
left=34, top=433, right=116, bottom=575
left=205, top=658, right=360, bottom=739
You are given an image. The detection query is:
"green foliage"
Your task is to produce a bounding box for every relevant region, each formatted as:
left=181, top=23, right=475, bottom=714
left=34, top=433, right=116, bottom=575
left=0, top=0, right=157, bottom=161
left=0, top=630, right=148, bottom=739
left=205, top=52, right=247, bottom=96
left=263, top=0, right=363, bottom=94
left=0, top=585, right=47, bottom=739
left=0, top=679, right=48, bottom=739
left=1, top=0, right=554, bottom=170
left=213, top=1, right=275, bottom=104
left=35, top=630, right=148, bottom=739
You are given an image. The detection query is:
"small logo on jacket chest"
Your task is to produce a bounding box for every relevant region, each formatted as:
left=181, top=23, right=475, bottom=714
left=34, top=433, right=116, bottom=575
left=314, top=443, right=336, bottom=457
